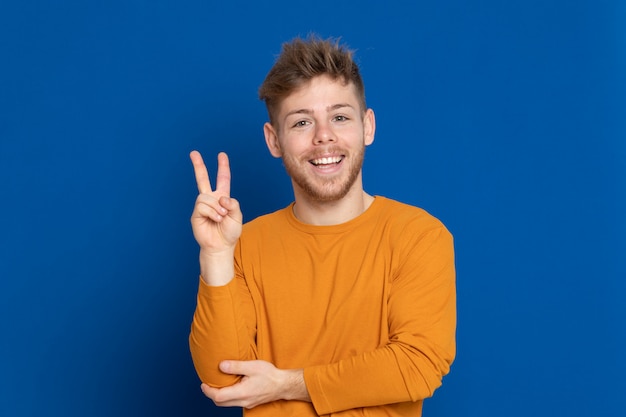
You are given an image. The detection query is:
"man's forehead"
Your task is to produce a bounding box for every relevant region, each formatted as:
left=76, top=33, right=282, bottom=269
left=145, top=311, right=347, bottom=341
left=278, top=77, right=359, bottom=113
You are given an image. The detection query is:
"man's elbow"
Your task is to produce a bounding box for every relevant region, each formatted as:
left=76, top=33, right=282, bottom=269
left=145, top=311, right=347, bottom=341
left=404, top=346, right=454, bottom=401
left=188, top=333, right=242, bottom=388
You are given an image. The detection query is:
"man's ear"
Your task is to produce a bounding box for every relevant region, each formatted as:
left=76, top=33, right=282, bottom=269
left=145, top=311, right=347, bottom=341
left=264, top=122, right=283, bottom=158
left=363, top=108, right=376, bottom=146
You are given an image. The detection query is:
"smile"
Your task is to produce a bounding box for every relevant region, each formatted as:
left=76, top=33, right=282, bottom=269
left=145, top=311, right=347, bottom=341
left=310, top=156, right=343, bottom=166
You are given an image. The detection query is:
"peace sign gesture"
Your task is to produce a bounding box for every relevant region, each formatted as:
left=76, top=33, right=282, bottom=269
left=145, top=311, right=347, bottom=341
left=190, top=151, right=243, bottom=285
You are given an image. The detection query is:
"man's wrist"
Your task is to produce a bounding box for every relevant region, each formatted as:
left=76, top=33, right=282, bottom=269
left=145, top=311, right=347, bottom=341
left=282, top=369, right=311, bottom=402
left=199, top=248, right=235, bottom=286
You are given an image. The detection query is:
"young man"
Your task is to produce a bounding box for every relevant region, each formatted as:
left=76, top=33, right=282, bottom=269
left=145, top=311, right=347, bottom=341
left=188, top=36, right=456, bottom=416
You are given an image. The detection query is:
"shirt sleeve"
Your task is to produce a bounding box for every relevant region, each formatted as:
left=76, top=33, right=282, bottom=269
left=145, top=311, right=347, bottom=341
left=188, top=255, right=258, bottom=387
left=304, top=225, right=456, bottom=414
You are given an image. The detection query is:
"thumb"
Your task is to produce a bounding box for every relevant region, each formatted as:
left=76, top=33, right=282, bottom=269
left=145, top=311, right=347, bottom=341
left=219, top=196, right=238, bottom=209
left=220, top=360, right=252, bottom=375
left=219, top=360, right=238, bottom=375
left=219, top=196, right=242, bottom=221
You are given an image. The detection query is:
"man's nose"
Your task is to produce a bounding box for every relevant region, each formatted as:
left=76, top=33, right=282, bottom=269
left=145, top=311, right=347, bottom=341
left=313, top=121, right=336, bottom=144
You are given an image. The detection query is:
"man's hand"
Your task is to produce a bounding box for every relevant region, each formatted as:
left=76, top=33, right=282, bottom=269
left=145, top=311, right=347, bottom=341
left=201, top=360, right=311, bottom=409
left=190, top=151, right=243, bottom=285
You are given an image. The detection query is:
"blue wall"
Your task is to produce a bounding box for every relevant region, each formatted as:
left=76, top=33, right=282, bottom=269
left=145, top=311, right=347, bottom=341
left=1, top=1, right=624, bottom=416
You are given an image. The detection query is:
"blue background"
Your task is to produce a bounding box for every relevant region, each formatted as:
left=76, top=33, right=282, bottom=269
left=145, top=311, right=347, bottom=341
left=1, top=1, right=624, bottom=416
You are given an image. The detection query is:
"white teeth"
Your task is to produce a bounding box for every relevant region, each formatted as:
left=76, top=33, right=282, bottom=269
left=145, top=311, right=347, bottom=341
left=312, top=156, right=342, bottom=166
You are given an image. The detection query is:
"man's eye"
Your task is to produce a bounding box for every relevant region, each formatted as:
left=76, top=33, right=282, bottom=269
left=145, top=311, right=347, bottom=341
left=333, top=115, right=348, bottom=122
left=293, top=120, right=309, bottom=128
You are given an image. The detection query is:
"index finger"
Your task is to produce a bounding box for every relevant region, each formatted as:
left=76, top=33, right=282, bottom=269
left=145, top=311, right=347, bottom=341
left=190, top=150, right=212, bottom=194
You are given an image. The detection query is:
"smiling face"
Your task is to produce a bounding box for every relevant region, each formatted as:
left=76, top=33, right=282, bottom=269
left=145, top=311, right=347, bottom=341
left=264, top=75, right=375, bottom=203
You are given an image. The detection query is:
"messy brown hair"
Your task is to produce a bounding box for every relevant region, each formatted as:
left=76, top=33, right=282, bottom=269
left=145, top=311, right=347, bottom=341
left=258, top=35, right=366, bottom=125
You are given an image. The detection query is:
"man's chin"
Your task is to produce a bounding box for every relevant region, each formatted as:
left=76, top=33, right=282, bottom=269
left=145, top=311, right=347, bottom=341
left=299, top=182, right=353, bottom=202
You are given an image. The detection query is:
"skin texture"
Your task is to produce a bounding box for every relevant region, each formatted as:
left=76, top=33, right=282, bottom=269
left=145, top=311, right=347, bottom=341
left=189, top=75, right=377, bottom=408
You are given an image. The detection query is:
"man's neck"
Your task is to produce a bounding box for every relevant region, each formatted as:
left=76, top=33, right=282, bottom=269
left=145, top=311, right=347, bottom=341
left=291, top=188, right=375, bottom=226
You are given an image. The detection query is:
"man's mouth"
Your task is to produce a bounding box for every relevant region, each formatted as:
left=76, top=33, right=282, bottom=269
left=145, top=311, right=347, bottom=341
left=310, top=156, right=343, bottom=166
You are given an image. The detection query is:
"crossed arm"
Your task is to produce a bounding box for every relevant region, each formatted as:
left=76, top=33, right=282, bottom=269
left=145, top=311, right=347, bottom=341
left=189, top=229, right=456, bottom=414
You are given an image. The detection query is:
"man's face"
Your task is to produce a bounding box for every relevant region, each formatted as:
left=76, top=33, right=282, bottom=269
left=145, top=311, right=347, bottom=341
left=264, top=75, right=375, bottom=202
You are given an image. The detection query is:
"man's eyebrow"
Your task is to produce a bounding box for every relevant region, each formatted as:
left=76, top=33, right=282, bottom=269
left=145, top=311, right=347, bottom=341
left=328, top=103, right=355, bottom=111
left=284, top=108, right=313, bottom=119
left=284, top=103, right=355, bottom=119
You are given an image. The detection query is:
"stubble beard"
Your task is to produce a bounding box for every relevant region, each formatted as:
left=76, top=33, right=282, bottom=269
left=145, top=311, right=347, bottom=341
left=281, top=145, right=365, bottom=202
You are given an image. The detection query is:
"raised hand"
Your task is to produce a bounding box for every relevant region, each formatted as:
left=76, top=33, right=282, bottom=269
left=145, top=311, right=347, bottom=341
left=190, top=151, right=243, bottom=285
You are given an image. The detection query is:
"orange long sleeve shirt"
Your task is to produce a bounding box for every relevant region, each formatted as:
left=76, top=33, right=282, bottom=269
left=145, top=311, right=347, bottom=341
left=189, top=196, right=456, bottom=416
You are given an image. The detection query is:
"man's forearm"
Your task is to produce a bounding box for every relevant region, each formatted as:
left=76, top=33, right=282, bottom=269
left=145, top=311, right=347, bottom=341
left=189, top=278, right=256, bottom=387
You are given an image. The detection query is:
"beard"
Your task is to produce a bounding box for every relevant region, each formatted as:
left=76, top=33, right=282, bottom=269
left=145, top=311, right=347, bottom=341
left=281, top=144, right=365, bottom=202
